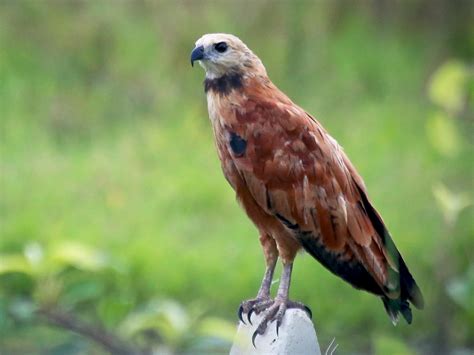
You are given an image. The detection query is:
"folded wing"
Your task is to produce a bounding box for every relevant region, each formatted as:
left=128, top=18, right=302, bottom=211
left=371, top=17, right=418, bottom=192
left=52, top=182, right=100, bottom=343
left=225, top=96, right=423, bottom=322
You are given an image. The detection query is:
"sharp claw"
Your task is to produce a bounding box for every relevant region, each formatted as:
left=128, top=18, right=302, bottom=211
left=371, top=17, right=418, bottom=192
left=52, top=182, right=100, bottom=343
left=276, top=319, right=281, bottom=336
left=304, top=305, right=313, bottom=319
left=252, top=330, right=259, bottom=348
left=247, top=309, right=254, bottom=325
left=238, top=305, right=246, bottom=324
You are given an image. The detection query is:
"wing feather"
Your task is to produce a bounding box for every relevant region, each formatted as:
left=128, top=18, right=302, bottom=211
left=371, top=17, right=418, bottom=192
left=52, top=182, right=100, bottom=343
left=227, top=96, right=394, bottom=293
left=209, top=68, right=423, bottom=324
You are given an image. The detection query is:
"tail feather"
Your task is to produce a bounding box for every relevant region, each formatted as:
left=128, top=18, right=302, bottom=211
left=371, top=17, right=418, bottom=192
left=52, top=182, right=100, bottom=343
left=382, top=255, right=424, bottom=325
left=399, top=255, right=424, bottom=310
left=352, top=180, right=424, bottom=320
left=382, top=297, right=412, bottom=325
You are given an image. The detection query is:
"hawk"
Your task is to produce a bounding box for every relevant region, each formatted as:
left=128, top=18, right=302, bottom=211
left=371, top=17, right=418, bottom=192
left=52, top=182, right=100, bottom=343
left=191, top=33, right=423, bottom=343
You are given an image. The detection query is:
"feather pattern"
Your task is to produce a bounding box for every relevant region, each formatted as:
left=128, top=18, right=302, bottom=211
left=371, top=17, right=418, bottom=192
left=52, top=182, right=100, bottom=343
left=208, top=74, right=423, bottom=318
left=194, top=33, right=423, bottom=324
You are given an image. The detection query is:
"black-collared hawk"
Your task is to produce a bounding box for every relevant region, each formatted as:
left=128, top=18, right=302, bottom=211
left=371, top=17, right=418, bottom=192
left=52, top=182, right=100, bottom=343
left=190, top=33, right=423, bottom=342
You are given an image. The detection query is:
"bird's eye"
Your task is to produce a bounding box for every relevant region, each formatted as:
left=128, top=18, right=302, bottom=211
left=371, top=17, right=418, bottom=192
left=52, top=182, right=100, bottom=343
left=214, top=42, right=228, bottom=53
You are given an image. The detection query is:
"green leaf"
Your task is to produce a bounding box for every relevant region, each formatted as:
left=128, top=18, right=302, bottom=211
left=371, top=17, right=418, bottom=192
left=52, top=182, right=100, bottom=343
left=119, top=299, right=190, bottom=344
left=432, top=182, right=471, bottom=225
left=426, top=112, right=462, bottom=157
left=97, top=297, right=134, bottom=328
left=62, top=279, right=104, bottom=306
left=50, top=242, right=108, bottom=271
left=0, top=255, right=32, bottom=275
left=428, top=60, right=469, bottom=114
left=197, top=317, right=236, bottom=342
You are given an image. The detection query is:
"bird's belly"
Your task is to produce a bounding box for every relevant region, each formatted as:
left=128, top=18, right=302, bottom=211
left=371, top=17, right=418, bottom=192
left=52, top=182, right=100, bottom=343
left=212, top=120, right=302, bottom=261
left=232, top=176, right=302, bottom=261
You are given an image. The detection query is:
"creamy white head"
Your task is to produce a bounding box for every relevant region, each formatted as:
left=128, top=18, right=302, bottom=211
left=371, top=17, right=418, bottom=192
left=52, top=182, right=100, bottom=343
left=191, top=33, right=266, bottom=79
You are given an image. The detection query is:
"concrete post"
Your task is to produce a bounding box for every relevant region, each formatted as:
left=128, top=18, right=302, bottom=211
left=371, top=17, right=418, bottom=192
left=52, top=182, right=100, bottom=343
left=230, top=309, right=321, bottom=355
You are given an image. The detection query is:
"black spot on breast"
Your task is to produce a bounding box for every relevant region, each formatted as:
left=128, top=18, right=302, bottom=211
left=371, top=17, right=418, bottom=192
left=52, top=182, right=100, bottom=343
left=204, top=73, right=243, bottom=95
left=229, top=132, right=247, bottom=157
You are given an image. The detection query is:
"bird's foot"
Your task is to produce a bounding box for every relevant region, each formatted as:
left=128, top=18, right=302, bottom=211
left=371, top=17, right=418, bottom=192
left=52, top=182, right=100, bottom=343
left=250, top=298, right=312, bottom=347
left=238, top=297, right=273, bottom=325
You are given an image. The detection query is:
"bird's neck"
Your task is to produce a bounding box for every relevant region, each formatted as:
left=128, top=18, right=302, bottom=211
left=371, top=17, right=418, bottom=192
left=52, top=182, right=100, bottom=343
left=204, top=68, right=270, bottom=96
left=204, top=72, right=244, bottom=96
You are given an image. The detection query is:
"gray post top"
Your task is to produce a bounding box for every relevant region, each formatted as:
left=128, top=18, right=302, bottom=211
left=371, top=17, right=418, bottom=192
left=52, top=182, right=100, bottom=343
left=230, top=309, right=321, bottom=355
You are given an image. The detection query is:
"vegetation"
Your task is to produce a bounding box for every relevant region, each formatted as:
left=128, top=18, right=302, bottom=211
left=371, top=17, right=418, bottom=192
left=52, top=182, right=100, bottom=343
left=0, top=1, right=472, bottom=354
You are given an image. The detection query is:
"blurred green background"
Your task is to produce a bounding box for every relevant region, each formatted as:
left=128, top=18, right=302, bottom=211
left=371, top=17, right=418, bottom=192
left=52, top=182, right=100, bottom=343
left=1, top=1, right=473, bottom=354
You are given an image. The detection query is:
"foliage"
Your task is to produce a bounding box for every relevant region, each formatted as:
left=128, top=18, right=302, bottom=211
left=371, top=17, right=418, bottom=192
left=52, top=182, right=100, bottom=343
left=0, top=242, right=234, bottom=354
left=0, top=1, right=473, bottom=354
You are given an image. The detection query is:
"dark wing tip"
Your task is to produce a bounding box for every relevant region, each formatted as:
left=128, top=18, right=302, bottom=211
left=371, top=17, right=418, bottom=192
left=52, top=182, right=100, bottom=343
left=353, top=179, right=425, bottom=312
left=382, top=297, right=413, bottom=325
left=398, top=256, right=424, bottom=310
left=408, top=280, right=424, bottom=310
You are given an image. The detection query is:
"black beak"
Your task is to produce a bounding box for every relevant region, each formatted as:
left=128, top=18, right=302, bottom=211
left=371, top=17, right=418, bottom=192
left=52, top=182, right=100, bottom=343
left=190, top=45, right=204, bottom=67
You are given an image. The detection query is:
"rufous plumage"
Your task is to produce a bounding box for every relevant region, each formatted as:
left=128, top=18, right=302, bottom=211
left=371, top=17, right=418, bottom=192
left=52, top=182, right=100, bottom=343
left=191, top=33, right=423, bottom=343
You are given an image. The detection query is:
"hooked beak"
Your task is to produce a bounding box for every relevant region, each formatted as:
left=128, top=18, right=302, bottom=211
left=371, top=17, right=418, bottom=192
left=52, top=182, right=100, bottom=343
left=190, top=45, right=205, bottom=67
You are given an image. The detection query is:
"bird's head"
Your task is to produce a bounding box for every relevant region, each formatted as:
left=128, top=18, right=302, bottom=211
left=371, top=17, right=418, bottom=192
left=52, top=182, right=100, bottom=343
left=190, top=33, right=266, bottom=79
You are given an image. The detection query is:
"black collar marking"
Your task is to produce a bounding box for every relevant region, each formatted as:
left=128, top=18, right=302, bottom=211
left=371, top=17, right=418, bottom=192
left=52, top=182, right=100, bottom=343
left=204, top=73, right=243, bottom=95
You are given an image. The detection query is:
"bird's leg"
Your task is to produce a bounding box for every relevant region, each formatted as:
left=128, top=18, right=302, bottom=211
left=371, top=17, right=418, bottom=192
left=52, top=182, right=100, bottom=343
left=238, top=257, right=276, bottom=324
left=257, top=261, right=276, bottom=299
left=251, top=262, right=312, bottom=346
left=238, top=233, right=278, bottom=324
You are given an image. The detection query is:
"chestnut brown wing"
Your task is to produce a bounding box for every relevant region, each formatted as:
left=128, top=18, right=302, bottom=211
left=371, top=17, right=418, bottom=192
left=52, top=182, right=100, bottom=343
left=225, top=98, right=423, bottom=318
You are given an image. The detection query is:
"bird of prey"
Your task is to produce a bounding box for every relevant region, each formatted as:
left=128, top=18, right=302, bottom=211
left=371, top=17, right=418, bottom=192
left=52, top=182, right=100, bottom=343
left=191, top=33, right=424, bottom=342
